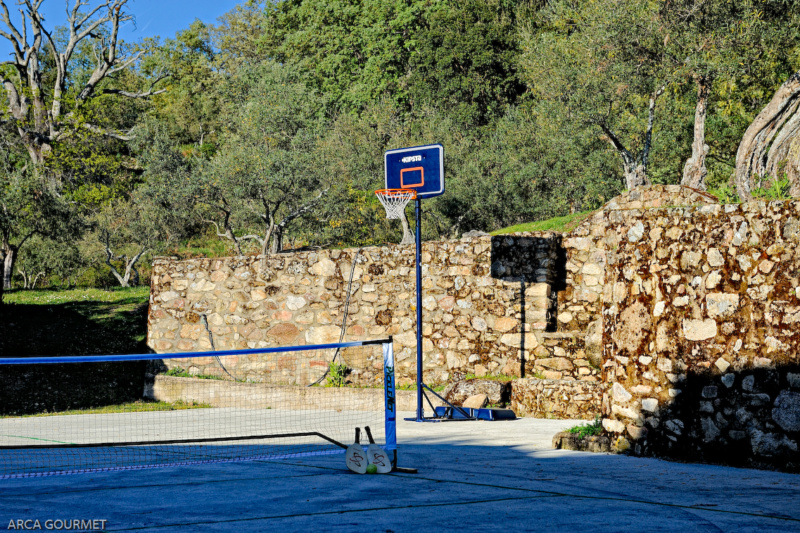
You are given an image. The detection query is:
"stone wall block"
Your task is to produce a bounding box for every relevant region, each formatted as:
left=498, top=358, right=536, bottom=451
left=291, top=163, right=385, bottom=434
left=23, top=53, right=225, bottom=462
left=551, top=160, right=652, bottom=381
left=601, top=198, right=800, bottom=471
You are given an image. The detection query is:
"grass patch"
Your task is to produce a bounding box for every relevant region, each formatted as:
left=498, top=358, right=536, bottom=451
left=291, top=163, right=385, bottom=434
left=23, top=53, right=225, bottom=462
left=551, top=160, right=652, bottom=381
left=491, top=210, right=594, bottom=235
left=164, top=367, right=226, bottom=381
left=2, top=286, right=150, bottom=357
left=566, top=416, right=603, bottom=439
left=397, top=383, right=448, bottom=392
left=3, top=399, right=211, bottom=418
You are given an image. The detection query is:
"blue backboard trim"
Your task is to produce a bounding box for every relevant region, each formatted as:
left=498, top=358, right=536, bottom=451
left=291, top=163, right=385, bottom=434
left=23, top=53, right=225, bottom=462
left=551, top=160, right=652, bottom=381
left=384, top=144, right=444, bottom=198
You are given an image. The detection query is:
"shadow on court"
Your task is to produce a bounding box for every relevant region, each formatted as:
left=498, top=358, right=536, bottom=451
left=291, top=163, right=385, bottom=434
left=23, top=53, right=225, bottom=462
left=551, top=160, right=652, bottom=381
left=1, top=416, right=799, bottom=532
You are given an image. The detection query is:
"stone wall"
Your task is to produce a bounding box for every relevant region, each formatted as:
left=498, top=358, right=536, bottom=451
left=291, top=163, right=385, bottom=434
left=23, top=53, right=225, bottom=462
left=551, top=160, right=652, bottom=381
left=601, top=201, right=800, bottom=470
left=511, top=378, right=604, bottom=419
left=555, top=185, right=720, bottom=370
left=147, top=234, right=564, bottom=387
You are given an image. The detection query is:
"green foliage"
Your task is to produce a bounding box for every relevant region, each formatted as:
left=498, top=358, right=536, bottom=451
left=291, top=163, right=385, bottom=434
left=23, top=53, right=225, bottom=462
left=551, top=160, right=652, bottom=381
left=195, top=61, right=333, bottom=253
left=12, top=236, right=87, bottom=290
left=402, top=0, right=524, bottom=126
left=144, top=22, right=223, bottom=149
left=0, top=169, right=85, bottom=293
left=566, top=416, right=604, bottom=439
left=326, top=362, right=350, bottom=388
left=260, top=0, right=523, bottom=126
left=491, top=211, right=594, bottom=235
left=169, top=234, right=237, bottom=259
left=4, top=0, right=799, bottom=297
left=707, top=183, right=741, bottom=205
left=518, top=0, right=800, bottom=191
left=3, top=399, right=211, bottom=418
left=752, top=176, right=793, bottom=201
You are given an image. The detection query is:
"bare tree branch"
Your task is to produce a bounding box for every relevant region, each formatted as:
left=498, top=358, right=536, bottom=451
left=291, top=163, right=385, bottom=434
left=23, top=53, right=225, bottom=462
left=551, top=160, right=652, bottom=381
left=78, top=122, right=134, bottom=141
left=101, top=227, right=147, bottom=287
left=0, top=1, right=26, bottom=59
left=640, top=85, right=665, bottom=171
left=101, top=87, right=166, bottom=98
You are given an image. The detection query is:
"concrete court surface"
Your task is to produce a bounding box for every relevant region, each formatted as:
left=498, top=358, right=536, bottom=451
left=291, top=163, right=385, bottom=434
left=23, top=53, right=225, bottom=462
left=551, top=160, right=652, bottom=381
left=1, top=414, right=799, bottom=532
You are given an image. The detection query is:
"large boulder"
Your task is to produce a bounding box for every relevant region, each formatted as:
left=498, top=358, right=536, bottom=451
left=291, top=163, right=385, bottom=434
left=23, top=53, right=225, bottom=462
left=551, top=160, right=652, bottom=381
left=441, top=379, right=511, bottom=407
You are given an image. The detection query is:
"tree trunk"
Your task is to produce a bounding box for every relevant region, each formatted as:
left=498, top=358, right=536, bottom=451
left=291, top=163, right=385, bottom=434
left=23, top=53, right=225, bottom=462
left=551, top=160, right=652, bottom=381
left=765, top=108, right=800, bottom=195
left=131, top=265, right=140, bottom=287
left=787, top=135, right=800, bottom=197
left=108, top=264, right=131, bottom=287
left=3, top=247, right=17, bottom=290
left=599, top=86, right=663, bottom=191
left=270, top=226, right=284, bottom=254
left=30, top=271, right=44, bottom=290
left=102, top=231, right=147, bottom=288
left=735, top=71, right=800, bottom=201
left=682, top=76, right=711, bottom=190
left=17, top=268, right=28, bottom=289
left=623, top=162, right=651, bottom=190
left=399, top=210, right=415, bottom=245
left=261, top=216, right=276, bottom=256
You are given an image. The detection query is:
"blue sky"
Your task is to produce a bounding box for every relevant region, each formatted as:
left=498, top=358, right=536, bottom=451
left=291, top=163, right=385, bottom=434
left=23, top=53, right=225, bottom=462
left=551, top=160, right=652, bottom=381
left=0, top=0, right=242, bottom=56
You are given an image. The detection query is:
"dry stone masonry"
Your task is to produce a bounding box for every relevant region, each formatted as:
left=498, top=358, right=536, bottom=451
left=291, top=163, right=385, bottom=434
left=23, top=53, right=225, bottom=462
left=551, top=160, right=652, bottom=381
left=601, top=199, right=800, bottom=470
left=148, top=235, right=563, bottom=387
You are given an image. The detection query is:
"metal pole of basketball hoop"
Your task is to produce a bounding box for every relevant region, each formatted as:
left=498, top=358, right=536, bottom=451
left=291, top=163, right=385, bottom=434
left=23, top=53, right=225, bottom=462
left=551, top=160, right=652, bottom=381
left=414, top=197, right=424, bottom=421
left=409, top=197, right=473, bottom=422
left=378, top=144, right=474, bottom=423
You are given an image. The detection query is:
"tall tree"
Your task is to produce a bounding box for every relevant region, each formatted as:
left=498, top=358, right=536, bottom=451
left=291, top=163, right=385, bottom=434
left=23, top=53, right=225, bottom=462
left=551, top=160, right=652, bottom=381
left=656, top=0, right=800, bottom=191
left=211, top=2, right=267, bottom=73
left=260, top=0, right=524, bottom=125
left=196, top=62, right=332, bottom=255
left=519, top=0, right=670, bottom=190
left=0, top=168, right=78, bottom=290
left=401, top=0, right=524, bottom=126
left=144, top=21, right=222, bottom=153
left=0, top=0, right=166, bottom=169
left=85, top=193, right=169, bottom=287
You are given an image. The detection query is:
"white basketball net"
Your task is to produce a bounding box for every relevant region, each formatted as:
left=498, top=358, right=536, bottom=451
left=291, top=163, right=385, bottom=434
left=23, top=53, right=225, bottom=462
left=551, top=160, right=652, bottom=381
left=375, top=189, right=416, bottom=219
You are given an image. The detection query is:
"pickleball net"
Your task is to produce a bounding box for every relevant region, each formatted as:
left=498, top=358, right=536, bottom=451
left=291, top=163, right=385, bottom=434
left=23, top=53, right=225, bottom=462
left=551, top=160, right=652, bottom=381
left=0, top=339, right=397, bottom=478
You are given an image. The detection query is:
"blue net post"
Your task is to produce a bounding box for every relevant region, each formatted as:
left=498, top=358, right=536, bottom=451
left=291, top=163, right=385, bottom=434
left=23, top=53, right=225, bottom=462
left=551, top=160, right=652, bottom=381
left=383, top=340, right=397, bottom=468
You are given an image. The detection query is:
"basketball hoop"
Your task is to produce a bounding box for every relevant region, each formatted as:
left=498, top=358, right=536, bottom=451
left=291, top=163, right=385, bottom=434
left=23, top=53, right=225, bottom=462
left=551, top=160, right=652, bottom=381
left=375, top=188, right=417, bottom=219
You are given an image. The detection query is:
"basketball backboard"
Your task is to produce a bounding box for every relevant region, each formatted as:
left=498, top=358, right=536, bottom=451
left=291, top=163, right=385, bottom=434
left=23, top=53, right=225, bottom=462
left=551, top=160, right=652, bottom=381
left=384, top=144, right=444, bottom=199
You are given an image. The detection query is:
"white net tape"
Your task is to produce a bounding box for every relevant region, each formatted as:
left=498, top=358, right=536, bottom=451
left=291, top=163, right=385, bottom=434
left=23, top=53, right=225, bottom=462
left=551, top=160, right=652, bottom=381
left=376, top=189, right=416, bottom=219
